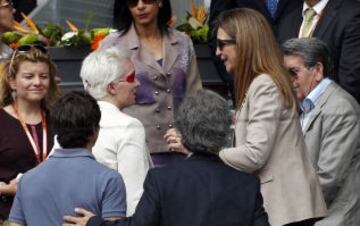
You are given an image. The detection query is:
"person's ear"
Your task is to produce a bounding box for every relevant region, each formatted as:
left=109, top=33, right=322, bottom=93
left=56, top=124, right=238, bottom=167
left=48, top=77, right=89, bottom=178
left=107, top=82, right=117, bottom=96
left=8, top=75, right=16, bottom=90
left=313, top=62, right=324, bottom=82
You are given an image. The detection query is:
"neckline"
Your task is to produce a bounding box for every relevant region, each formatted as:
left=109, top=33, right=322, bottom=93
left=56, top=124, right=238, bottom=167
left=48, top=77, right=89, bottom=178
left=0, top=108, right=42, bottom=126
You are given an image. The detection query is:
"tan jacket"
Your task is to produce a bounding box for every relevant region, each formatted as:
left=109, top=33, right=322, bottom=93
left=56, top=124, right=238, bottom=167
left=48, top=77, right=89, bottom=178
left=101, top=25, right=202, bottom=153
left=220, top=74, right=326, bottom=226
left=302, top=82, right=360, bottom=226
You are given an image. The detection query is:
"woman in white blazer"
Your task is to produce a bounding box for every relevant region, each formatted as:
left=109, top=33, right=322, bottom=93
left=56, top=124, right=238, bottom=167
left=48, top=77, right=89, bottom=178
left=215, top=8, right=326, bottom=226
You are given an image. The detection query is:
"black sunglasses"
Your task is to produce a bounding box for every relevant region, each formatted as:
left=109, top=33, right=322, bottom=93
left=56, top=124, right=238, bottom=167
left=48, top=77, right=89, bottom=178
left=8, top=45, right=48, bottom=74
left=126, top=0, right=157, bottom=7
left=0, top=1, right=13, bottom=9
left=217, top=39, right=236, bottom=50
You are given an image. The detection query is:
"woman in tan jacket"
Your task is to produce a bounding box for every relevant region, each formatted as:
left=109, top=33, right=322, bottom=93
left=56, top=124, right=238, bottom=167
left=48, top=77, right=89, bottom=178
left=215, top=9, right=326, bottom=226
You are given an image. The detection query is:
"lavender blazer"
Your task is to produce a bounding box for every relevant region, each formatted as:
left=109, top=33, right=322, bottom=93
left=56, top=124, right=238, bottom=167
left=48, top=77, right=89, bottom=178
left=100, top=25, right=202, bottom=154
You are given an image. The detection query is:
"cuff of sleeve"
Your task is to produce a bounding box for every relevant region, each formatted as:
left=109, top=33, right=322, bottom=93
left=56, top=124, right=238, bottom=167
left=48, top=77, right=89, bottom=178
left=86, top=216, right=104, bottom=226
left=8, top=218, right=25, bottom=226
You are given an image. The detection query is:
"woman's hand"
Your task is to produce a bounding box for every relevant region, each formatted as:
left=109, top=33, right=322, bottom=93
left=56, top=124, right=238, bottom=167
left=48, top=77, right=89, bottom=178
left=63, top=208, right=95, bottom=226
left=0, top=178, right=18, bottom=195
left=164, top=128, right=190, bottom=155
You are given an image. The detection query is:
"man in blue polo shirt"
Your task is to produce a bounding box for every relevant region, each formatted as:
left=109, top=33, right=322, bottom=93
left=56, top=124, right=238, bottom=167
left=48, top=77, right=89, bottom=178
left=9, top=91, right=126, bottom=226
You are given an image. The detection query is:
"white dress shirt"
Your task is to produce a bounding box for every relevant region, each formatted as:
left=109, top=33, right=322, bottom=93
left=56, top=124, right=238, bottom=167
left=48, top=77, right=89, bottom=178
left=300, top=78, right=331, bottom=130
left=93, top=101, right=152, bottom=216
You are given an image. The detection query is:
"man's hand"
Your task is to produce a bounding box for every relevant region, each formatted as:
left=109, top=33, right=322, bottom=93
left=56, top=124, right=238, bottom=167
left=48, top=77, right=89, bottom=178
left=63, top=208, right=95, bottom=226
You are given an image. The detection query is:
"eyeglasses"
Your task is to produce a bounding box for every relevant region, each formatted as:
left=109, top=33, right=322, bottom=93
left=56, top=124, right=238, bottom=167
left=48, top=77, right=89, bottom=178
left=8, top=45, right=48, bottom=74
left=116, top=71, right=136, bottom=83
left=126, top=0, right=157, bottom=7
left=287, top=65, right=315, bottom=78
left=217, top=38, right=236, bottom=51
left=0, top=1, right=13, bottom=9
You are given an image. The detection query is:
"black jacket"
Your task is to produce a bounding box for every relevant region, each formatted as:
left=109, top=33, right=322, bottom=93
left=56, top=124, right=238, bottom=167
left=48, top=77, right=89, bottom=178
left=87, top=153, right=269, bottom=226
left=277, top=0, right=360, bottom=103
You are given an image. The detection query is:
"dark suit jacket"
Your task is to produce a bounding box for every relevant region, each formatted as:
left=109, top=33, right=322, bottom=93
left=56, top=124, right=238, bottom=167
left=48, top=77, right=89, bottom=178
left=87, top=153, right=269, bottom=226
left=208, top=0, right=302, bottom=104
left=277, top=0, right=360, bottom=103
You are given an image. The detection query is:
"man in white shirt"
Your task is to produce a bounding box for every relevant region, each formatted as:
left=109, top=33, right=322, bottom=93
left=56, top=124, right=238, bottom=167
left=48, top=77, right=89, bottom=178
left=80, top=47, right=152, bottom=217
left=282, top=38, right=360, bottom=226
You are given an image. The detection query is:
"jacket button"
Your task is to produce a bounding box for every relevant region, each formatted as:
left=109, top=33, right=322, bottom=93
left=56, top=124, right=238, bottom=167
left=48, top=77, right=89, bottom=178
left=166, top=89, right=171, bottom=93
left=154, top=91, right=159, bottom=95
left=168, top=124, right=173, bottom=128
left=156, top=124, right=161, bottom=130
left=167, top=106, right=172, bottom=110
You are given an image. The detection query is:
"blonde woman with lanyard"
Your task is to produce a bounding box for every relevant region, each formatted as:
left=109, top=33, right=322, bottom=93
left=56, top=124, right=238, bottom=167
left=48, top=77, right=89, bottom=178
left=0, top=45, right=59, bottom=222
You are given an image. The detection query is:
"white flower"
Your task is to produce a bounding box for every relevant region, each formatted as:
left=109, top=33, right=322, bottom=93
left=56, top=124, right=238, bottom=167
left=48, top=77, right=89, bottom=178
left=61, top=32, right=78, bottom=41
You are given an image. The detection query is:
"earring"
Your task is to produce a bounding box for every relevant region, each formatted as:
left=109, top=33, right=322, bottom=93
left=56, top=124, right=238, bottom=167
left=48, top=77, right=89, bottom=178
left=11, top=89, right=16, bottom=100
left=158, top=2, right=163, bottom=8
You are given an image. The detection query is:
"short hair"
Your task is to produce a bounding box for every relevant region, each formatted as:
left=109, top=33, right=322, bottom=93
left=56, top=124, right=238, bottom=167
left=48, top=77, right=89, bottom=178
left=113, top=0, right=172, bottom=35
left=281, top=38, right=333, bottom=77
left=80, top=47, right=131, bottom=100
left=175, top=89, right=232, bottom=154
left=0, top=47, right=59, bottom=108
left=51, top=91, right=101, bottom=149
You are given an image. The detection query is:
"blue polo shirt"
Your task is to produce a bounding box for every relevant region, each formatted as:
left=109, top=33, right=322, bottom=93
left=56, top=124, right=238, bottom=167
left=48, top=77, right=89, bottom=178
left=9, top=148, right=126, bottom=226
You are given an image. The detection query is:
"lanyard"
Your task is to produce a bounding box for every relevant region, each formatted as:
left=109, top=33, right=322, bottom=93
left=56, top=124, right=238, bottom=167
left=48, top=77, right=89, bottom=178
left=12, top=103, right=48, bottom=163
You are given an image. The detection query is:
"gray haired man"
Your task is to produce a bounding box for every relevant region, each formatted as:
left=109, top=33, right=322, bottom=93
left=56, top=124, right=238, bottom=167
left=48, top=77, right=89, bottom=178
left=282, top=38, right=360, bottom=226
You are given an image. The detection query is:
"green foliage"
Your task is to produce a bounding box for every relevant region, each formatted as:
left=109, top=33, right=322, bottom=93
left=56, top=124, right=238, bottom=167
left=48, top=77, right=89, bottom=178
left=2, top=32, right=22, bottom=44
left=177, top=23, right=209, bottom=44
left=42, top=22, right=65, bottom=46
left=18, top=34, right=39, bottom=45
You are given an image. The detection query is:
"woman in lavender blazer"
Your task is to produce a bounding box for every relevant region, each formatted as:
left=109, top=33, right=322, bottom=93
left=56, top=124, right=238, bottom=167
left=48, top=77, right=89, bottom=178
left=101, top=0, right=202, bottom=166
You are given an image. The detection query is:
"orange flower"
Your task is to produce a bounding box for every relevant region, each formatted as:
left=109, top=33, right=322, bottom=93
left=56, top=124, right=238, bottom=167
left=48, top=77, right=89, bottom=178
left=21, top=12, right=39, bottom=33
left=91, top=33, right=105, bottom=50
left=66, top=20, right=79, bottom=32
left=9, top=42, right=20, bottom=49
left=12, top=20, right=31, bottom=34
left=191, top=0, right=197, bottom=18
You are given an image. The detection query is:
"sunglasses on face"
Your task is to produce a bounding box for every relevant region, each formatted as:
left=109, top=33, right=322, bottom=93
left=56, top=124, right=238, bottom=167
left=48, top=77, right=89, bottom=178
left=217, top=38, right=236, bottom=51
left=8, top=45, right=49, bottom=74
left=117, top=71, right=136, bottom=83
left=126, top=0, right=157, bottom=7
left=0, top=1, right=13, bottom=9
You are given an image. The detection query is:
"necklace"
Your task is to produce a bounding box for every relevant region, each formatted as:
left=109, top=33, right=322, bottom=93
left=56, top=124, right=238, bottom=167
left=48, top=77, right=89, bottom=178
left=12, top=102, right=48, bottom=163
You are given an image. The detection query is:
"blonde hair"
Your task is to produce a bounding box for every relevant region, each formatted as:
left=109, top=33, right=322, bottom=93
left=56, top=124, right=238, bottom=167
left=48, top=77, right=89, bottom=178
left=216, top=8, right=296, bottom=109
left=0, top=47, right=60, bottom=108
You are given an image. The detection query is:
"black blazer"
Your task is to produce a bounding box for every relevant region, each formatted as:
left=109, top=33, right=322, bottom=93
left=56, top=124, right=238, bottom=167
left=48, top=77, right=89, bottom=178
left=87, top=153, right=269, bottom=226
left=277, top=0, right=360, bottom=103
left=208, top=0, right=302, bottom=33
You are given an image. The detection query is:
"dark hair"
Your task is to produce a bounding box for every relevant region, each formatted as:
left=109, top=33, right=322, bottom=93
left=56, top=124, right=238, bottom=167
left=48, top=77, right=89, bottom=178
left=282, top=38, right=333, bottom=77
left=175, top=89, right=232, bottom=154
left=51, top=91, right=101, bottom=149
left=113, top=0, right=172, bottom=35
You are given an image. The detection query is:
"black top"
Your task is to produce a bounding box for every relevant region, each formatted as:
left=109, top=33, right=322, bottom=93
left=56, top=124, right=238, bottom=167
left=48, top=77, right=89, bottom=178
left=86, top=152, right=269, bottom=226
left=0, top=108, right=53, bottom=220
